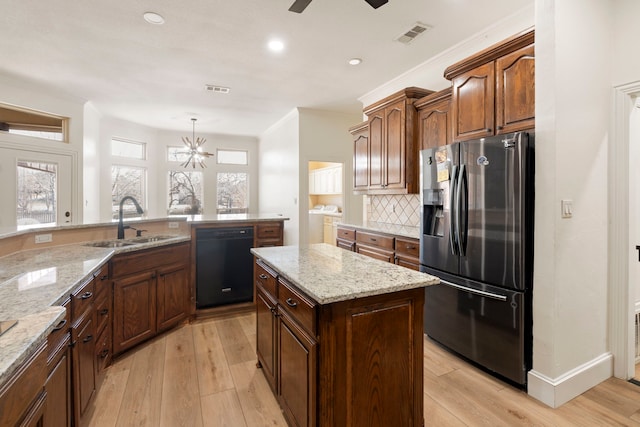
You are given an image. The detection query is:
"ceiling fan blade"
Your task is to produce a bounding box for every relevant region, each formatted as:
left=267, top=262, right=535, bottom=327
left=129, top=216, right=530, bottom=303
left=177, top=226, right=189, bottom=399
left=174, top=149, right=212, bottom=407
left=289, top=0, right=312, bottom=13
left=365, top=0, right=388, bottom=9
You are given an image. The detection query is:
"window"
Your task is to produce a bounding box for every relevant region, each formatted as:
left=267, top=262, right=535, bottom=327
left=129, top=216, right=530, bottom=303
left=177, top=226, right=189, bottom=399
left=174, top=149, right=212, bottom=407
left=16, top=161, right=57, bottom=226
left=167, top=146, right=190, bottom=163
left=0, top=104, right=67, bottom=142
left=111, top=166, right=146, bottom=219
left=217, top=149, right=248, bottom=165
left=217, top=172, right=248, bottom=213
left=112, top=138, right=146, bottom=160
left=168, top=170, right=203, bottom=215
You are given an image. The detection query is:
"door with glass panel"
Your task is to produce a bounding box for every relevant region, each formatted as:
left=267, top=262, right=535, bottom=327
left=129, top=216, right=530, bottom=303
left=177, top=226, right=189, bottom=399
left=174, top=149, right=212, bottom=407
left=0, top=147, right=73, bottom=228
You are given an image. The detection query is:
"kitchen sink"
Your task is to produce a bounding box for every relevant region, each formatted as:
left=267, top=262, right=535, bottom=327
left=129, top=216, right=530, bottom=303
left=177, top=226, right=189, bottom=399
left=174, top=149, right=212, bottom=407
left=84, top=235, right=177, bottom=248
left=85, top=240, right=136, bottom=248
left=126, top=235, right=176, bottom=244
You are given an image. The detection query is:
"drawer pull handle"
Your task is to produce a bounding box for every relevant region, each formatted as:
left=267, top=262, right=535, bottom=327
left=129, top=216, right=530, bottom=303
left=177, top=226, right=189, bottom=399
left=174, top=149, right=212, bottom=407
left=286, top=298, right=297, bottom=308
left=100, top=349, right=109, bottom=358
left=406, top=245, right=416, bottom=250
left=264, top=230, right=274, bottom=233
left=100, top=275, right=109, bottom=280
left=100, top=308, right=109, bottom=316
left=81, top=291, right=93, bottom=300
left=259, top=274, right=268, bottom=280
left=52, top=319, right=67, bottom=332
left=222, top=288, right=232, bottom=293
left=370, top=238, right=376, bottom=242
left=83, top=334, right=93, bottom=343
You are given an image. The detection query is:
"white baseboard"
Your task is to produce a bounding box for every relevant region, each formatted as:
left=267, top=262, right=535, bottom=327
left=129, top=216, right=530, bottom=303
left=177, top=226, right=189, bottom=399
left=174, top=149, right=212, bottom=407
left=527, top=352, right=613, bottom=408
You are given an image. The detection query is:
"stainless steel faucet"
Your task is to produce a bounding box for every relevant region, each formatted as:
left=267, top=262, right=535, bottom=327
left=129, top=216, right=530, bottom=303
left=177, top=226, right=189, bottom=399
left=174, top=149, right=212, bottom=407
left=117, top=196, right=144, bottom=239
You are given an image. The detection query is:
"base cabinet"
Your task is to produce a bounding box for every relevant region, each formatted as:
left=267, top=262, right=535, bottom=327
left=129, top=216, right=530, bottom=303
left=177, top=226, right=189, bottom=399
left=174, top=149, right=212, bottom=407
left=112, top=243, right=190, bottom=355
left=254, top=258, right=424, bottom=427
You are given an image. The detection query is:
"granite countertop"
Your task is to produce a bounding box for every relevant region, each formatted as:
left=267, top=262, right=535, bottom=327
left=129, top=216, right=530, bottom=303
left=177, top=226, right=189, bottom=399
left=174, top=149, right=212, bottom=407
left=251, top=243, right=438, bottom=305
left=337, top=221, right=420, bottom=240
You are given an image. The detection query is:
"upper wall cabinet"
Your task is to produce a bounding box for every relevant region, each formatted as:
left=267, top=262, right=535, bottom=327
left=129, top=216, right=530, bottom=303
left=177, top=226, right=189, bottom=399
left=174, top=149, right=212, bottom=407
left=356, top=87, right=433, bottom=195
left=349, top=121, right=369, bottom=194
left=415, top=88, right=452, bottom=150
left=444, top=29, right=535, bottom=142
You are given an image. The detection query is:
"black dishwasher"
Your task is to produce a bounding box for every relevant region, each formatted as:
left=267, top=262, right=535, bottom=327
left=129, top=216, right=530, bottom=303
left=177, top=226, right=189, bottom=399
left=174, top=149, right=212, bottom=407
left=196, top=227, right=254, bottom=309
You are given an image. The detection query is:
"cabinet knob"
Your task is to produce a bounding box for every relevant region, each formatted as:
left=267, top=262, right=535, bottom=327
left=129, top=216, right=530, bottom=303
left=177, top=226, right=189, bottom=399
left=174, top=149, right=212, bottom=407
left=100, top=349, right=109, bottom=358
left=259, top=274, right=268, bottom=280
left=80, top=291, right=93, bottom=300
left=497, top=126, right=503, bottom=130
left=83, top=334, right=93, bottom=343
left=100, top=308, right=109, bottom=316
left=486, top=128, right=492, bottom=132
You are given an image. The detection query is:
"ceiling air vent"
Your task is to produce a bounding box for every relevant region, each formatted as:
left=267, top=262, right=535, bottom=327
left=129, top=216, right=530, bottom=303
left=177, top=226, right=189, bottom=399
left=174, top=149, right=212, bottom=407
left=205, top=84, right=230, bottom=94
left=394, top=22, right=431, bottom=44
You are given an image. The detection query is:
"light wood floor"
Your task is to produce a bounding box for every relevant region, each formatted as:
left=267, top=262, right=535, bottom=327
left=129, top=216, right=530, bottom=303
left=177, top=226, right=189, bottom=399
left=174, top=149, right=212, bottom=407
left=86, top=312, right=640, bottom=426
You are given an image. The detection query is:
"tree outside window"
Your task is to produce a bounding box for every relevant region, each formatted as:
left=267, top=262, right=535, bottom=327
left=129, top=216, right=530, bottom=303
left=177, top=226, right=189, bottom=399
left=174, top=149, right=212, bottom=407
left=168, top=170, right=203, bottom=215
left=16, top=161, right=57, bottom=225
left=217, top=172, right=248, bottom=214
left=111, top=166, right=145, bottom=219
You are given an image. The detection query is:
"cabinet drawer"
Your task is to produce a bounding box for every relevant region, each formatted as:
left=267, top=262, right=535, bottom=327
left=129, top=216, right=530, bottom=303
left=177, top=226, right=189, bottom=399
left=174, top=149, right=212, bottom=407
left=71, top=277, right=95, bottom=322
left=395, top=237, right=420, bottom=258
left=93, top=264, right=110, bottom=299
left=337, top=227, right=355, bottom=241
left=278, top=278, right=316, bottom=335
left=47, top=302, right=70, bottom=362
left=111, top=242, right=189, bottom=278
left=257, top=223, right=282, bottom=239
left=356, top=231, right=394, bottom=250
left=256, top=261, right=277, bottom=297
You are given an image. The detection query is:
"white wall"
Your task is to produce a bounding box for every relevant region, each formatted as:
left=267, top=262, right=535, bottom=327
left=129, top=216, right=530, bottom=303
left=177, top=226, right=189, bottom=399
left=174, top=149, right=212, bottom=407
left=298, top=108, right=364, bottom=244
left=83, top=102, right=102, bottom=223
left=527, top=0, right=613, bottom=407
left=259, top=110, right=300, bottom=245
left=612, top=0, right=640, bottom=87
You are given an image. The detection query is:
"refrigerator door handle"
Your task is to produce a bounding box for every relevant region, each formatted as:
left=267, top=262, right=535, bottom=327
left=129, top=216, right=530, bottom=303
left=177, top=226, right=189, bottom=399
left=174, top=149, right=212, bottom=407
left=449, top=165, right=459, bottom=255
left=438, top=279, right=508, bottom=301
left=458, top=164, right=468, bottom=256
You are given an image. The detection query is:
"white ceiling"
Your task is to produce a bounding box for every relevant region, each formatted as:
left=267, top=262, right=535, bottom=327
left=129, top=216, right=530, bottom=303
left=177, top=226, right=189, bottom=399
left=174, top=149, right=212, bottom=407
left=0, top=0, right=533, bottom=137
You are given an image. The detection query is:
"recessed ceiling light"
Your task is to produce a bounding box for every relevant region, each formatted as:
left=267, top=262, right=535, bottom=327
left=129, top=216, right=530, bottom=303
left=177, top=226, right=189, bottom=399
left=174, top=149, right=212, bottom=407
left=348, top=58, right=362, bottom=66
left=268, top=39, right=285, bottom=52
left=143, top=12, right=165, bottom=25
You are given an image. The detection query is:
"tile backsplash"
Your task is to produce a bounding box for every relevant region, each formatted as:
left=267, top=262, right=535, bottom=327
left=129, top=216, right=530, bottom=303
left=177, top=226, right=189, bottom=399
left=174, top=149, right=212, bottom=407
left=366, top=194, right=421, bottom=227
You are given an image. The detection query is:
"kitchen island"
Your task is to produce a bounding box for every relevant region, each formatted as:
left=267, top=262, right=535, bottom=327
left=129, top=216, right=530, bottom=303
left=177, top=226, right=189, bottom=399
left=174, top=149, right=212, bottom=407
left=251, top=243, right=438, bottom=427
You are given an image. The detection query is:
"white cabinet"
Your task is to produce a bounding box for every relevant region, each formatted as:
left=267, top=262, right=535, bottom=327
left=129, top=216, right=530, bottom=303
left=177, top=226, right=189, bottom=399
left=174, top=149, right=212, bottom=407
left=309, top=165, right=342, bottom=195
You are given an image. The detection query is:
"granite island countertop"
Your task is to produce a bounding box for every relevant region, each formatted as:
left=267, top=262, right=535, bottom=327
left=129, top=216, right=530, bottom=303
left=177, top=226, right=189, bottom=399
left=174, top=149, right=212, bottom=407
left=251, top=243, right=438, bottom=305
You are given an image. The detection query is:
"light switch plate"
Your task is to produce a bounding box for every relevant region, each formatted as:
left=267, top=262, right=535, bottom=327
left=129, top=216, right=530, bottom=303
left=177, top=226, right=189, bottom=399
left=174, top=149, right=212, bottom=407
left=35, top=233, right=53, bottom=243
left=561, top=199, right=573, bottom=218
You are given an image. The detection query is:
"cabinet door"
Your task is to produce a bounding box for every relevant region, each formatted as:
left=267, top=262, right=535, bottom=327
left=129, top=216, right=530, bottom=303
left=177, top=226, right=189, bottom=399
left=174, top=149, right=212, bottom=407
left=44, top=346, right=71, bottom=427
left=279, top=312, right=317, bottom=427
left=367, top=113, right=384, bottom=189
left=113, top=270, right=157, bottom=354
left=496, top=44, right=535, bottom=134
left=256, top=287, right=278, bottom=392
left=353, top=126, right=369, bottom=192
left=384, top=100, right=406, bottom=190
left=418, top=98, right=451, bottom=150
left=451, top=61, right=495, bottom=142
left=355, top=244, right=395, bottom=263
left=156, top=263, right=189, bottom=332
left=72, top=314, right=96, bottom=422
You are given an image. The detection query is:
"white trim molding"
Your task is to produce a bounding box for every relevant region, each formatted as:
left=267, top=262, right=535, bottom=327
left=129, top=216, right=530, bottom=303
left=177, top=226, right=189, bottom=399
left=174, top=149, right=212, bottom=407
left=610, top=81, right=640, bottom=380
left=527, top=352, right=613, bottom=408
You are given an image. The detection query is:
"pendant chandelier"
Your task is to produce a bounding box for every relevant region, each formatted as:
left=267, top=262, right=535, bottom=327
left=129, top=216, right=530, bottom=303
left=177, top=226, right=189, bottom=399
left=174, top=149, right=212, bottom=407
left=181, top=118, right=213, bottom=168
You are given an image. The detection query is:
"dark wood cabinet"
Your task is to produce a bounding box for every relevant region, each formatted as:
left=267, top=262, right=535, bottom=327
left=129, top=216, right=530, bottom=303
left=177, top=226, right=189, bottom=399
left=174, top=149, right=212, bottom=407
left=255, top=261, right=278, bottom=392
left=445, top=29, right=534, bottom=142
left=254, top=258, right=424, bottom=426
left=355, top=230, right=395, bottom=263
left=255, top=222, right=284, bottom=247
left=72, top=312, right=96, bottom=424
left=415, top=87, right=452, bottom=150
left=157, top=262, right=190, bottom=332
left=336, top=225, right=356, bottom=251
left=0, top=343, right=47, bottom=427
left=112, top=242, right=190, bottom=355
left=349, top=121, right=369, bottom=193
left=357, top=87, right=433, bottom=195
left=45, top=302, right=72, bottom=427
left=394, top=236, right=420, bottom=271
left=113, top=270, right=157, bottom=354
left=93, top=264, right=111, bottom=387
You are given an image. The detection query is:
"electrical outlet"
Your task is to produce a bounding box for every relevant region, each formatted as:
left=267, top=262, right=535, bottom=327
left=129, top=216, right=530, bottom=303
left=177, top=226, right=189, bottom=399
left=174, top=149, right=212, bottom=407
left=35, top=233, right=53, bottom=244
left=168, top=222, right=179, bottom=229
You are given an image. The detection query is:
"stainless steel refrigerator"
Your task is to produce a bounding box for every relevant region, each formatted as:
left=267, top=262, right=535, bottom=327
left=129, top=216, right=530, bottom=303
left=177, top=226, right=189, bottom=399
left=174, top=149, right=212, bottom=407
left=420, top=131, right=534, bottom=386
